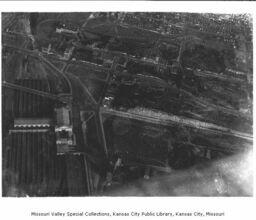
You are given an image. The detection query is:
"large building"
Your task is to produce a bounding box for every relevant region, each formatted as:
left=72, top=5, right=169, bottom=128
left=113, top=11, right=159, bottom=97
left=55, top=106, right=77, bottom=154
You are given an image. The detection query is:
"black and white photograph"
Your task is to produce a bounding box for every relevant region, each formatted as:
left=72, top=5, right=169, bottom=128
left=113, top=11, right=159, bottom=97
left=1, top=10, right=253, bottom=198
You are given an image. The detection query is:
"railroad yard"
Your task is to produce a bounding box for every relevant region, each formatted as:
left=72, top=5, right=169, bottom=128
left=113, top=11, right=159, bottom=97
left=1, top=12, right=253, bottom=196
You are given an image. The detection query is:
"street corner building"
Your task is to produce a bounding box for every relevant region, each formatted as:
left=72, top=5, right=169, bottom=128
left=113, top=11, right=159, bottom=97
left=1, top=12, right=253, bottom=197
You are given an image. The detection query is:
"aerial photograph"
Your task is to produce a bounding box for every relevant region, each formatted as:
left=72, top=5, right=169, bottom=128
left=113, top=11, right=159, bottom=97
left=1, top=12, right=253, bottom=196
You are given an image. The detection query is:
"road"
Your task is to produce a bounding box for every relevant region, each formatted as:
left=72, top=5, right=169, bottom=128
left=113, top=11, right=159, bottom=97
left=100, top=107, right=252, bottom=142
